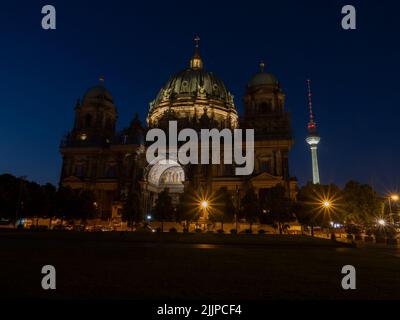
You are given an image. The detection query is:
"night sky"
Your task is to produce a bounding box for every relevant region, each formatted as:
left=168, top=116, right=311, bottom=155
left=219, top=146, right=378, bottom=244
left=0, top=0, right=399, bottom=193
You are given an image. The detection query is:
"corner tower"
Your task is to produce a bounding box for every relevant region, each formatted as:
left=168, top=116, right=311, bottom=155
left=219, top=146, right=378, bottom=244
left=242, top=61, right=293, bottom=180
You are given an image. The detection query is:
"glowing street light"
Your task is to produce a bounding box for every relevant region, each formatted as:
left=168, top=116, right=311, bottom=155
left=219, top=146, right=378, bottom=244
left=378, top=219, right=386, bottom=226
left=322, top=201, right=331, bottom=208
left=201, top=200, right=208, bottom=209
left=388, top=194, right=399, bottom=224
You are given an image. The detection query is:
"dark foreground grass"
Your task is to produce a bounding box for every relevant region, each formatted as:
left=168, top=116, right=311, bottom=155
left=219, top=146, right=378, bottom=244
left=0, top=231, right=399, bottom=300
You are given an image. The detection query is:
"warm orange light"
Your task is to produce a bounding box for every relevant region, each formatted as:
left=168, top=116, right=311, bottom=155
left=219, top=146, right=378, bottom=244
left=201, top=200, right=208, bottom=208
left=390, top=194, right=399, bottom=201
left=323, top=201, right=331, bottom=208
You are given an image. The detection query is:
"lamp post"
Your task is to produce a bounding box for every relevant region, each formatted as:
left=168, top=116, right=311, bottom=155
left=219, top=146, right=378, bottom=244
left=322, top=200, right=334, bottom=239
left=388, top=194, right=398, bottom=225
left=235, top=185, right=240, bottom=233
left=14, top=176, right=27, bottom=229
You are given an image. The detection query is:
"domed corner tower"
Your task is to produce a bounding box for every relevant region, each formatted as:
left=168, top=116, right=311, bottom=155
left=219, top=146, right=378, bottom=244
left=59, top=77, right=125, bottom=220
left=241, top=61, right=296, bottom=199
left=147, top=37, right=238, bottom=130
left=72, top=76, right=118, bottom=143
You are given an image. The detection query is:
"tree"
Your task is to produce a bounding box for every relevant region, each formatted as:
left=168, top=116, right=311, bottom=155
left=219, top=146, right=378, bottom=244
left=294, top=182, right=342, bottom=235
left=342, top=180, right=381, bottom=225
left=54, top=186, right=77, bottom=228
left=76, top=189, right=97, bottom=222
left=209, top=187, right=235, bottom=230
left=122, top=190, right=143, bottom=230
left=261, top=185, right=295, bottom=234
left=153, top=188, right=174, bottom=231
left=54, top=187, right=97, bottom=229
left=0, top=174, right=22, bottom=222
left=23, top=181, right=51, bottom=227
left=240, top=187, right=260, bottom=231
left=176, top=185, right=199, bottom=227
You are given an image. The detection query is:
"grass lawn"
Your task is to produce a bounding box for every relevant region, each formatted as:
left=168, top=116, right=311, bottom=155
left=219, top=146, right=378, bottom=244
left=0, top=231, right=399, bottom=300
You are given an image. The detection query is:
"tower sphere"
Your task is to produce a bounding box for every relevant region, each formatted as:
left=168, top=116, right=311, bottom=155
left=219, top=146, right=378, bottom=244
left=306, top=135, right=320, bottom=146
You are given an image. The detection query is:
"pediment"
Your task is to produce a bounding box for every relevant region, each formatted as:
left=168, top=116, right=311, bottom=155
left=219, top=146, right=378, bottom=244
left=250, top=172, right=282, bottom=182
left=62, top=176, right=82, bottom=183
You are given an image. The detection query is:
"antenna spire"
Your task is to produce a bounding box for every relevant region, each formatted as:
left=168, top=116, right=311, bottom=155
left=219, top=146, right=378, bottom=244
left=307, top=79, right=316, bottom=132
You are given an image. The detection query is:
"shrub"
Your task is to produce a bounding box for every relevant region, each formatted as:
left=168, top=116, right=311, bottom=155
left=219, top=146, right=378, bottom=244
left=244, top=229, right=252, bottom=234
left=183, top=228, right=189, bottom=233
left=345, top=224, right=361, bottom=236
left=364, top=235, right=374, bottom=242
left=195, top=228, right=202, bottom=233
left=373, top=227, right=386, bottom=240
left=217, top=229, right=224, bottom=234
left=258, top=229, right=266, bottom=234
left=230, top=229, right=237, bottom=234
left=169, top=227, right=177, bottom=233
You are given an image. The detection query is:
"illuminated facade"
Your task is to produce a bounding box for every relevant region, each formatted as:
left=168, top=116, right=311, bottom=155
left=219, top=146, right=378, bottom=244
left=60, top=40, right=297, bottom=220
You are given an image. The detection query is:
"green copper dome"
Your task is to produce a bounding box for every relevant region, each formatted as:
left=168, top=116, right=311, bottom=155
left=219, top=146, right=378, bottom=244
left=83, top=77, right=114, bottom=105
left=248, top=61, right=279, bottom=87
left=155, top=68, right=230, bottom=102
left=83, top=85, right=113, bottom=102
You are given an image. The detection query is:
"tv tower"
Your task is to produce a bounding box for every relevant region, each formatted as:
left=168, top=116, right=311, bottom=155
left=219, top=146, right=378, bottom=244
left=305, top=79, right=321, bottom=184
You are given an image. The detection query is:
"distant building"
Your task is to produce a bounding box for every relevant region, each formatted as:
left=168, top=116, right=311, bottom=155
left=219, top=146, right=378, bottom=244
left=60, top=39, right=297, bottom=220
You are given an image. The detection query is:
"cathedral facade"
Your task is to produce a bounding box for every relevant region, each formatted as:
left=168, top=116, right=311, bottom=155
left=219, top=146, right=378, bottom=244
left=60, top=41, right=297, bottom=220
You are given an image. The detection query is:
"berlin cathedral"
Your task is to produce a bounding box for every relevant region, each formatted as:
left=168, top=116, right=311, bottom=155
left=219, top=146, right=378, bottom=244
left=60, top=39, right=297, bottom=220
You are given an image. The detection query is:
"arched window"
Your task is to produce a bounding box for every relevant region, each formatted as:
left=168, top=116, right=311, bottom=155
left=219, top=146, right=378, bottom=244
left=75, top=164, right=86, bottom=177
left=260, top=102, right=272, bottom=113
left=106, top=164, right=117, bottom=178
left=260, top=159, right=269, bottom=172
left=85, top=114, right=92, bottom=128
left=105, top=117, right=113, bottom=130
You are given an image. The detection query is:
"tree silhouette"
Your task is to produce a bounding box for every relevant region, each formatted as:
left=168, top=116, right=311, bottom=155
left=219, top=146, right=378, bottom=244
left=153, top=188, right=174, bottom=231
left=122, top=190, right=143, bottom=230
left=209, top=187, right=235, bottom=229
left=261, top=185, right=295, bottom=234
left=240, top=187, right=260, bottom=231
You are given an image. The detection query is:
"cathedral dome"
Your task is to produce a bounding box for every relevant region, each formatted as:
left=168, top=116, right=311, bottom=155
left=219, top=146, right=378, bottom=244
left=147, top=37, right=238, bottom=128
left=83, top=77, right=114, bottom=105
left=154, top=68, right=230, bottom=103
left=248, top=62, right=278, bottom=87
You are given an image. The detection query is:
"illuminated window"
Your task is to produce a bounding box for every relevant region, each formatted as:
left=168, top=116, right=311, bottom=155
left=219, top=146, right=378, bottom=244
left=85, top=114, right=92, bottom=127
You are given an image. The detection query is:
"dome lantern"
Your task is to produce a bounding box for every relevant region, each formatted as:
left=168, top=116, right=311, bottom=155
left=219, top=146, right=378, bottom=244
left=189, top=35, right=203, bottom=69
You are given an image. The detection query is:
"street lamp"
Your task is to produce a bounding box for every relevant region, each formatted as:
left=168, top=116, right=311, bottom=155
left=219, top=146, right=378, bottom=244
left=388, top=194, right=399, bottom=224
left=14, top=176, right=27, bottom=229
left=323, top=201, right=331, bottom=208
left=378, top=219, right=386, bottom=226
left=321, top=199, right=334, bottom=239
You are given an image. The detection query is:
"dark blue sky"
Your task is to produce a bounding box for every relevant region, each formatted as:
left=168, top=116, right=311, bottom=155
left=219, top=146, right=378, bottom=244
left=0, top=0, right=399, bottom=192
